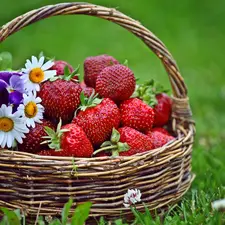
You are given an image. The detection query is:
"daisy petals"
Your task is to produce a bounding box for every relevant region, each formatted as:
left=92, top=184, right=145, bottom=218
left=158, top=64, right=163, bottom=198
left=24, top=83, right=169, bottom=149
left=31, top=56, right=38, bottom=67
left=38, top=56, right=45, bottom=67
left=42, top=60, right=54, bottom=71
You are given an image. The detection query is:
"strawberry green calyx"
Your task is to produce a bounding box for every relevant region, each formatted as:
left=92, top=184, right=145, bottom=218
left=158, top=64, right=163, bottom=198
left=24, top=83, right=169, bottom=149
left=123, top=59, right=129, bottom=67
left=93, top=128, right=130, bottom=156
left=63, top=65, right=80, bottom=81
left=78, top=91, right=103, bottom=112
left=41, top=119, right=69, bottom=150
left=38, top=51, right=55, bottom=61
left=49, top=65, right=80, bottom=82
left=110, top=127, right=120, bottom=143
left=132, top=79, right=169, bottom=107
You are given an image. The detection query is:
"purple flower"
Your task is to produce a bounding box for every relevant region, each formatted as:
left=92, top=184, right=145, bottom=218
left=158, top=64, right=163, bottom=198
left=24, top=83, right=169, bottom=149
left=0, top=71, right=24, bottom=109
left=0, top=71, right=21, bottom=83
left=0, top=89, right=8, bottom=106
left=0, top=79, right=7, bottom=91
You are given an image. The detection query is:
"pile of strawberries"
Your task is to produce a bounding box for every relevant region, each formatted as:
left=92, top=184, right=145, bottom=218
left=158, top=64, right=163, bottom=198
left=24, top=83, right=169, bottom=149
left=20, top=54, right=175, bottom=157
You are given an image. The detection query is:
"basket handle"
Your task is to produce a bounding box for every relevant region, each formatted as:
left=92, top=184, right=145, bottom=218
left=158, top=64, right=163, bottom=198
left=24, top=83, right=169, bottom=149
left=0, top=2, right=188, bottom=100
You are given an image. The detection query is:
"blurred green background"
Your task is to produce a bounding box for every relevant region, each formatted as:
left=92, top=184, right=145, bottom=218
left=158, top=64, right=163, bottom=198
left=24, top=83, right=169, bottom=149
left=0, top=0, right=224, bottom=213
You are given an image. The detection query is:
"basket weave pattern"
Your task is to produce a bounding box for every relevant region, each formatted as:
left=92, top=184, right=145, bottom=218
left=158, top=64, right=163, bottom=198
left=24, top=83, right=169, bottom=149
left=0, top=2, right=195, bottom=220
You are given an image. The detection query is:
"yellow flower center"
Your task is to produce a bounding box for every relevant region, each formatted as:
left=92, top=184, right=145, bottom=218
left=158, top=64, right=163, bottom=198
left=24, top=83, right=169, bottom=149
left=0, top=117, right=14, bottom=132
left=25, top=102, right=38, bottom=118
left=29, top=68, right=44, bottom=83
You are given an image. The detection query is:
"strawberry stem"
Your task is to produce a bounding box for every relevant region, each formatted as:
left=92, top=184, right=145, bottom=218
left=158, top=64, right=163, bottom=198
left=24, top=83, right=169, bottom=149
left=92, top=145, right=118, bottom=156
left=93, top=128, right=130, bottom=156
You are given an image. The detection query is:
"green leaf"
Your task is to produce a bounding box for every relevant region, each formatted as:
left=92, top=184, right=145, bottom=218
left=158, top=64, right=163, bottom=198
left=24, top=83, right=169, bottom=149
left=100, top=141, right=112, bottom=148
left=114, top=219, right=128, bottom=225
left=49, top=76, right=60, bottom=82
left=111, top=128, right=120, bottom=143
left=132, top=79, right=170, bottom=107
left=98, top=216, right=106, bottom=225
left=117, top=142, right=130, bottom=152
left=56, top=119, right=63, bottom=133
left=37, top=216, right=45, bottom=225
left=135, top=77, right=140, bottom=82
left=123, top=59, right=128, bottom=67
left=71, top=158, right=78, bottom=175
left=13, top=209, right=21, bottom=221
left=0, top=207, right=21, bottom=225
left=71, top=202, right=92, bottom=225
left=44, top=126, right=56, bottom=137
left=143, top=204, right=152, bottom=224
left=49, top=218, right=61, bottom=225
left=88, top=90, right=95, bottom=103
left=0, top=52, right=12, bottom=70
left=70, top=65, right=80, bottom=77
left=92, top=98, right=103, bottom=105
left=40, top=140, right=51, bottom=145
left=49, top=142, right=60, bottom=150
left=130, top=206, right=145, bottom=225
left=62, top=198, right=73, bottom=225
left=60, top=129, right=70, bottom=133
left=38, top=51, right=44, bottom=58
left=64, top=65, right=70, bottom=76
left=80, top=92, right=86, bottom=106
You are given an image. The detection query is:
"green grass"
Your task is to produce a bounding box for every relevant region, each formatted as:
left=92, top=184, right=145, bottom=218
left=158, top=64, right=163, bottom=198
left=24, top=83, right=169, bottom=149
left=0, top=0, right=225, bottom=224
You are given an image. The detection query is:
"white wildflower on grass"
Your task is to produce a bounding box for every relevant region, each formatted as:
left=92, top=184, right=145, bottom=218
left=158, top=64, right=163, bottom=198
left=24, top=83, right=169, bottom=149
left=123, top=188, right=142, bottom=208
left=212, top=199, right=225, bottom=210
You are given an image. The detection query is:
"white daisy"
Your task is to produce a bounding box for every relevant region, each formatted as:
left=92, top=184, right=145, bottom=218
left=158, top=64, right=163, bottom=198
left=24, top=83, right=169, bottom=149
left=123, top=189, right=142, bottom=208
left=0, top=104, right=29, bottom=148
left=17, top=92, right=44, bottom=128
left=20, top=56, right=56, bottom=93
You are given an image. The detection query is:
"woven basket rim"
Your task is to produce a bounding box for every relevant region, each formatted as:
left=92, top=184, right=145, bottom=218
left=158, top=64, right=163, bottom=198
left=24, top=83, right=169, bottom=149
left=0, top=128, right=193, bottom=160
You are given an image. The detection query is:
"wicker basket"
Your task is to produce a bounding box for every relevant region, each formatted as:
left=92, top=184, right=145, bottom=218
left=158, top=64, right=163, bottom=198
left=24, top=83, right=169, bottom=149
left=0, top=2, right=195, bottom=222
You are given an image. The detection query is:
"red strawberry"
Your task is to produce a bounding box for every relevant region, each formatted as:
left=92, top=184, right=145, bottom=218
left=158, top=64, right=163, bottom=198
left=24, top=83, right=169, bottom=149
left=42, top=120, right=93, bottom=157
left=96, top=64, right=136, bottom=102
left=120, top=98, right=155, bottom=132
left=150, top=127, right=170, bottom=135
left=119, top=127, right=153, bottom=156
left=133, top=80, right=172, bottom=126
left=146, top=129, right=174, bottom=149
left=37, top=149, right=67, bottom=156
left=38, top=74, right=82, bottom=123
left=154, top=93, right=172, bottom=126
left=51, top=60, right=74, bottom=75
left=18, top=119, right=55, bottom=154
left=84, top=54, right=119, bottom=88
left=37, top=149, right=54, bottom=156
left=94, top=127, right=153, bottom=157
left=73, top=95, right=120, bottom=147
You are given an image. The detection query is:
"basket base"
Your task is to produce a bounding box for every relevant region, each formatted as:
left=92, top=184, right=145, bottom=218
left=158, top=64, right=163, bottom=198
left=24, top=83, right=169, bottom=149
left=1, top=174, right=195, bottom=224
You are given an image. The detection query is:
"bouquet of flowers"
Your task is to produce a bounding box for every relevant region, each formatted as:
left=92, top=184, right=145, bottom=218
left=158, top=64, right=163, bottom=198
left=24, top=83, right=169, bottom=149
left=0, top=53, right=56, bottom=148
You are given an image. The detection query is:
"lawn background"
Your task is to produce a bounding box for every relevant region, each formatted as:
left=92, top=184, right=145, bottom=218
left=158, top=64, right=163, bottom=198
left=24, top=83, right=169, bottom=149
left=0, top=0, right=225, bottom=224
